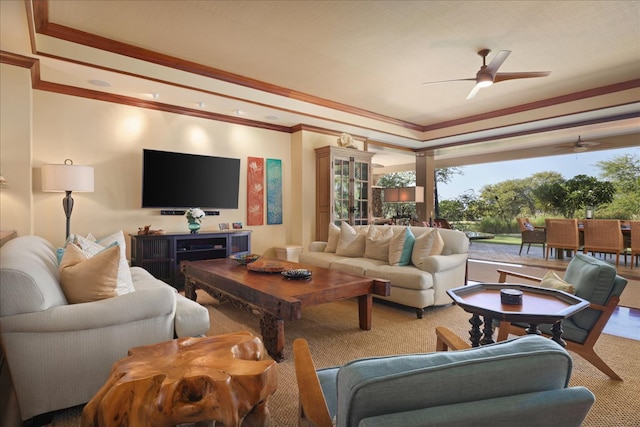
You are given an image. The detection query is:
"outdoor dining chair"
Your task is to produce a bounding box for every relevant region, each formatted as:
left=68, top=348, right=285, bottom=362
left=516, top=217, right=546, bottom=255
left=630, top=221, right=640, bottom=269
left=582, top=219, right=626, bottom=267
left=544, top=218, right=580, bottom=260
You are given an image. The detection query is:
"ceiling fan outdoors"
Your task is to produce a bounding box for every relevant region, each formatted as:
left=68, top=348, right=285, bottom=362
left=423, top=49, right=551, bottom=99
left=573, top=136, right=601, bottom=153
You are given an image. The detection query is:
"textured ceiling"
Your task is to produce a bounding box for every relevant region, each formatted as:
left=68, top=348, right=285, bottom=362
left=2, top=0, right=639, bottom=167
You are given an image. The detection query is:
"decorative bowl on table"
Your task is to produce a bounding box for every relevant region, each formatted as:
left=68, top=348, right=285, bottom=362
left=281, top=269, right=313, bottom=280
left=229, top=253, right=260, bottom=265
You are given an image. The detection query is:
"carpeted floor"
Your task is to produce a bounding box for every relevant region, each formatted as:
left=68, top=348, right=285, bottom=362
left=49, top=290, right=640, bottom=426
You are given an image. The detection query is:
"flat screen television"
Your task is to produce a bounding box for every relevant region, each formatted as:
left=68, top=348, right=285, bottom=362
left=142, top=149, right=241, bottom=209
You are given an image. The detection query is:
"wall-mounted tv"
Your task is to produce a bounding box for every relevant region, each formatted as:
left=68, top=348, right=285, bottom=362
left=142, top=149, right=241, bottom=209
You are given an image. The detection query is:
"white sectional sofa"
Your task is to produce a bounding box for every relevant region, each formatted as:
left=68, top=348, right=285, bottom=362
left=299, top=224, right=469, bottom=318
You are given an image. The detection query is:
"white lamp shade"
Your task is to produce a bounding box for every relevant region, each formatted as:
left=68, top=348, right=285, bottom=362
left=42, top=164, right=94, bottom=192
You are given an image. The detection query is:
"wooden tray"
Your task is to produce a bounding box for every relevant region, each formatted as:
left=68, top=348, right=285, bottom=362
left=247, top=259, right=290, bottom=273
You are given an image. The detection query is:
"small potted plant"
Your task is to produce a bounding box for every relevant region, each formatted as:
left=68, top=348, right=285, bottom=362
left=185, top=208, right=205, bottom=233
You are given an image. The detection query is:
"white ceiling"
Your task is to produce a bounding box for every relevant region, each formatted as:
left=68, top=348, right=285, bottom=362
left=2, top=0, right=639, bottom=168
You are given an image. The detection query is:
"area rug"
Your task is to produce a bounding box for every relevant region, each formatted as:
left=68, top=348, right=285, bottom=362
left=468, top=258, right=640, bottom=310
left=49, top=290, right=640, bottom=426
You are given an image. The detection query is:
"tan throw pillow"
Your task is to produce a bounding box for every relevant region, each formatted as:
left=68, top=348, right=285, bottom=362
left=429, top=229, right=445, bottom=256
left=411, top=228, right=437, bottom=268
left=336, top=222, right=368, bottom=257
left=539, top=270, right=576, bottom=294
left=364, top=227, right=393, bottom=262
left=73, top=231, right=134, bottom=295
left=389, top=227, right=416, bottom=266
left=59, top=243, right=120, bottom=304
left=325, top=222, right=341, bottom=253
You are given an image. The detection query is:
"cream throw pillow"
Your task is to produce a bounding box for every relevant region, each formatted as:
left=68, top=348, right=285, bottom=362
left=430, top=229, right=445, bottom=255
left=74, top=231, right=134, bottom=295
left=539, top=270, right=576, bottom=294
left=336, top=222, right=368, bottom=257
left=364, top=227, right=393, bottom=262
left=59, top=243, right=120, bottom=304
left=325, top=222, right=341, bottom=253
left=411, top=228, right=437, bottom=268
left=389, top=227, right=415, bottom=266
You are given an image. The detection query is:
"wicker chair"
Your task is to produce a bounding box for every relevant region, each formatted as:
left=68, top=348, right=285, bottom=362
left=544, top=218, right=580, bottom=260
left=630, top=221, right=640, bottom=269
left=516, top=217, right=546, bottom=255
left=582, top=219, right=626, bottom=266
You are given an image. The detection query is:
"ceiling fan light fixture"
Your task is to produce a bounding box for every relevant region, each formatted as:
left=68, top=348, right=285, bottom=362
left=476, top=73, right=493, bottom=87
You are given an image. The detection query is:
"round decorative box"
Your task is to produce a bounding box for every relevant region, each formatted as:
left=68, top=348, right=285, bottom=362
left=500, top=289, right=523, bottom=305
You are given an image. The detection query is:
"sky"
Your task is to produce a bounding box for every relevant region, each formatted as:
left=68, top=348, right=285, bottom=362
left=437, top=146, right=640, bottom=200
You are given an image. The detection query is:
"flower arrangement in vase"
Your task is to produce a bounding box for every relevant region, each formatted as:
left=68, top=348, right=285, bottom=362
left=185, top=208, right=205, bottom=233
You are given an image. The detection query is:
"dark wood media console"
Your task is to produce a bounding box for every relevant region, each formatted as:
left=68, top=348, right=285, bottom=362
left=130, top=231, right=251, bottom=288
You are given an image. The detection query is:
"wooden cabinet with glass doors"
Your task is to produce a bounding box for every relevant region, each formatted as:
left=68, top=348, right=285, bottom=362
left=315, top=145, right=374, bottom=241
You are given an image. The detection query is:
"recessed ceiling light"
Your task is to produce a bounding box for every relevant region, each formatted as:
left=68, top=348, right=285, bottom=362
left=265, top=115, right=280, bottom=120
left=233, top=109, right=245, bottom=116
left=197, top=102, right=206, bottom=108
left=151, top=93, right=160, bottom=100
left=88, top=79, right=111, bottom=87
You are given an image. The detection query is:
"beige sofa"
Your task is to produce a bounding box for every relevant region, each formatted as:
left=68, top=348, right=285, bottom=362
left=0, top=235, right=210, bottom=422
left=299, top=225, right=469, bottom=318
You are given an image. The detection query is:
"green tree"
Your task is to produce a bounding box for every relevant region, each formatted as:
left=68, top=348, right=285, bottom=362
left=434, top=167, right=463, bottom=217
left=595, top=153, right=640, bottom=219
left=535, top=174, right=615, bottom=218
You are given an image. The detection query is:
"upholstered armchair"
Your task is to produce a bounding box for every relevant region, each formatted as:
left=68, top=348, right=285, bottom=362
left=294, top=334, right=595, bottom=427
left=497, top=253, right=628, bottom=380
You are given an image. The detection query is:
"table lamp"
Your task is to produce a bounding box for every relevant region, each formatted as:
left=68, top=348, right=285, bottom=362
left=42, top=159, right=94, bottom=239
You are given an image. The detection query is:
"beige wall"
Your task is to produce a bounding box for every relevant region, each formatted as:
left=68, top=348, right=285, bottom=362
left=0, top=63, right=32, bottom=237
left=0, top=61, right=367, bottom=258
left=31, top=90, right=296, bottom=255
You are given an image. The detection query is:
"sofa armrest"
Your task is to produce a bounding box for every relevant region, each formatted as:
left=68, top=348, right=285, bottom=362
left=497, top=269, right=543, bottom=284
left=419, top=253, right=467, bottom=273
left=0, top=286, right=176, bottom=333
left=308, top=241, right=328, bottom=252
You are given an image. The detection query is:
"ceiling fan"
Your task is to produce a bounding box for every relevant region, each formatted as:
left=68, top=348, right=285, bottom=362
left=423, top=49, right=551, bottom=99
left=573, top=136, right=601, bottom=153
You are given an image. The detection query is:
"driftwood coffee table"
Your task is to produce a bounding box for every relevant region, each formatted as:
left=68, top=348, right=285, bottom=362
left=81, top=332, right=277, bottom=427
left=183, top=258, right=390, bottom=361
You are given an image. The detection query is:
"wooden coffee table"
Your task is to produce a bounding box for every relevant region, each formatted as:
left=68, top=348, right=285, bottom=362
left=447, top=283, right=589, bottom=347
left=183, top=258, right=390, bottom=361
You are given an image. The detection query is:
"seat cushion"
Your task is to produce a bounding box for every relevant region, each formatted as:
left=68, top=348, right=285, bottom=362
left=564, top=254, right=617, bottom=331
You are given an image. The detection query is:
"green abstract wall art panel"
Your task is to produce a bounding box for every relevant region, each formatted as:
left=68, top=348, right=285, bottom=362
left=266, top=158, right=282, bottom=224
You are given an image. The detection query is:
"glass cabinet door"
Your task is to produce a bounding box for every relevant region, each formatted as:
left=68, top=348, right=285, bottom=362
left=333, top=158, right=350, bottom=224
left=332, top=155, right=370, bottom=226
left=352, top=159, right=369, bottom=225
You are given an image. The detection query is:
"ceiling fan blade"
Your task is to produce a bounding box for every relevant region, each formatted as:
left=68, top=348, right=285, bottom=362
left=494, top=71, right=551, bottom=83
left=483, top=50, right=511, bottom=77
left=422, top=78, right=475, bottom=86
left=466, top=83, right=483, bottom=100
